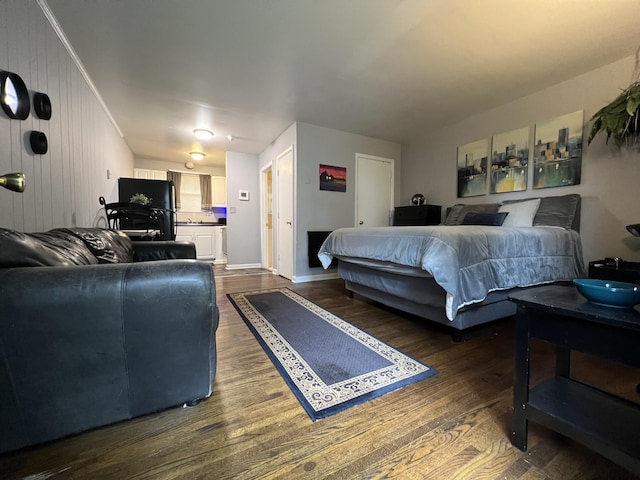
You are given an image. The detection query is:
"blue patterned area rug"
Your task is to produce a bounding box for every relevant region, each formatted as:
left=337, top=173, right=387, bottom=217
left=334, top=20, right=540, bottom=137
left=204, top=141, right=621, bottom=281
left=227, top=288, right=438, bottom=421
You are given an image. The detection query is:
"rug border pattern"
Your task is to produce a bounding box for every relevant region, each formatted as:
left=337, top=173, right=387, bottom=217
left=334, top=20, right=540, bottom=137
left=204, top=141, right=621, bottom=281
left=228, top=288, right=437, bottom=419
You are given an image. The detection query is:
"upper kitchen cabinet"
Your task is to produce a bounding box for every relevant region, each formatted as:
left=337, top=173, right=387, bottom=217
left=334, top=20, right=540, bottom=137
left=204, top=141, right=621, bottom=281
left=133, top=169, right=226, bottom=208
left=212, top=176, right=226, bottom=207
left=133, top=168, right=167, bottom=180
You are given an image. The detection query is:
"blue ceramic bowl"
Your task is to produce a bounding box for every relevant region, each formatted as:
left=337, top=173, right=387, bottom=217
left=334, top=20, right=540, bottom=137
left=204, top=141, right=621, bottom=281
left=573, top=278, right=640, bottom=308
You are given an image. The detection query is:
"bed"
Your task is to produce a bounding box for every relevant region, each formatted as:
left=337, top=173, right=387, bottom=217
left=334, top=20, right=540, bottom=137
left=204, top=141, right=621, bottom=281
left=318, top=194, right=585, bottom=341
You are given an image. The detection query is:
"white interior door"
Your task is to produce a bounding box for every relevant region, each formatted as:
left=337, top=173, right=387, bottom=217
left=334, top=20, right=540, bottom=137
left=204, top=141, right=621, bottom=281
left=355, top=154, right=394, bottom=228
left=276, top=146, right=294, bottom=280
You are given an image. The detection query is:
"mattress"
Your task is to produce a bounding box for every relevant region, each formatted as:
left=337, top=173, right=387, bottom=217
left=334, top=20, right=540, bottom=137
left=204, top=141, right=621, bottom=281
left=319, top=225, right=585, bottom=320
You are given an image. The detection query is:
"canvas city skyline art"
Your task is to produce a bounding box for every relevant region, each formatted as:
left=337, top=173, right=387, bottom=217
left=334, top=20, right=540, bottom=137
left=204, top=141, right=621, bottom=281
left=457, top=138, right=488, bottom=197
left=533, top=110, right=583, bottom=189
left=490, top=126, right=530, bottom=194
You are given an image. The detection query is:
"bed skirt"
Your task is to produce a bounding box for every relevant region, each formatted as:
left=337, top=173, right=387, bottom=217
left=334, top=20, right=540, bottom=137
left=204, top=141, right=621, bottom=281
left=338, top=260, right=518, bottom=334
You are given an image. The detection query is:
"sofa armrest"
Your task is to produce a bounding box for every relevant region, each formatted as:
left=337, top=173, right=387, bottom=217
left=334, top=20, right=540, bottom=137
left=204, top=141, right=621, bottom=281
left=0, top=260, right=217, bottom=453
left=132, top=240, right=196, bottom=261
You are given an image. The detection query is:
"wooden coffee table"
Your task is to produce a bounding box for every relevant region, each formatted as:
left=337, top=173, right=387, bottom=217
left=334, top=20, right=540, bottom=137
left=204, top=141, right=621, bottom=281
left=508, top=285, right=640, bottom=476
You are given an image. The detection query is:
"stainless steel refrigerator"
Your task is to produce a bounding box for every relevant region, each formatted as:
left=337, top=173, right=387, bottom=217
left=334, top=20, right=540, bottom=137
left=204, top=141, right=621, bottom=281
left=118, top=178, right=176, bottom=240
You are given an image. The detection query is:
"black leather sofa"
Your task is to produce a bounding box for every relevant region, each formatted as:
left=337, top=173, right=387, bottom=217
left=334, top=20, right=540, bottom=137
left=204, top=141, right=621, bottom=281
left=0, top=227, right=219, bottom=454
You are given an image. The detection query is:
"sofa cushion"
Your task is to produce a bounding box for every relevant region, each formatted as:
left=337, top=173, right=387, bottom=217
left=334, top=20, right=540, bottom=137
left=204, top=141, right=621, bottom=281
left=51, top=228, right=133, bottom=263
left=0, top=228, right=99, bottom=267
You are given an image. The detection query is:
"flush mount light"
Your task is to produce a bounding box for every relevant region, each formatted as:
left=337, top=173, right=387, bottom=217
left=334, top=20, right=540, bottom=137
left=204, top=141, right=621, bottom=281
left=189, top=151, right=206, bottom=161
left=226, top=135, right=235, bottom=141
left=193, top=128, right=214, bottom=140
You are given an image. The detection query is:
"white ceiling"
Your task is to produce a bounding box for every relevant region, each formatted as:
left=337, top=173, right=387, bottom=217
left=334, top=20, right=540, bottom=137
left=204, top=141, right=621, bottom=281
left=44, top=0, right=640, bottom=168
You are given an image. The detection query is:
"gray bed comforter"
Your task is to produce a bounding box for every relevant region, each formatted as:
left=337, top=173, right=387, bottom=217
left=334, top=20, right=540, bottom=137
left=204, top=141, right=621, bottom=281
left=318, top=225, right=585, bottom=320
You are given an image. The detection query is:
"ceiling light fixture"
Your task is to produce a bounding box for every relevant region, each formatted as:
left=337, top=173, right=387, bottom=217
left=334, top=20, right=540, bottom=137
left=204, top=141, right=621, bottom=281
left=227, top=135, right=235, bottom=141
left=189, top=151, right=206, bottom=161
left=193, top=128, right=214, bottom=140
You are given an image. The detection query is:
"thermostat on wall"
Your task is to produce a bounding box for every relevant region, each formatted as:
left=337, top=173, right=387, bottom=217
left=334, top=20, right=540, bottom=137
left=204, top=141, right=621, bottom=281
left=239, top=190, right=249, bottom=201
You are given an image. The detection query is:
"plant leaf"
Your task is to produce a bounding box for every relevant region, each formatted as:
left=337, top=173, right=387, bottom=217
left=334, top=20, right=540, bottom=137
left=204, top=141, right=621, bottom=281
left=626, top=97, right=639, bottom=116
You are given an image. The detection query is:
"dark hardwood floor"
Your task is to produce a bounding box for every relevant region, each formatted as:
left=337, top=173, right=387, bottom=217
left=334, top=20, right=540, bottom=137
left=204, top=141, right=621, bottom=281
left=1, top=268, right=639, bottom=479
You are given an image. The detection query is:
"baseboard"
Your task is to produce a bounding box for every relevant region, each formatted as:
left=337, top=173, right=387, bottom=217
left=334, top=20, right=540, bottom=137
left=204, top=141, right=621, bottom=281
left=292, top=272, right=340, bottom=283
left=225, top=263, right=263, bottom=270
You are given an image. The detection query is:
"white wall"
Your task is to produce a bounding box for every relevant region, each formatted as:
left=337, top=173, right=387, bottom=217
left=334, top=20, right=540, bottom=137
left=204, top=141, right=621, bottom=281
left=0, top=1, right=134, bottom=231
left=294, top=123, right=401, bottom=280
left=402, top=54, right=640, bottom=263
left=259, top=123, right=296, bottom=172
left=225, top=151, right=261, bottom=267
left=259, top=122, right=401, bottom=281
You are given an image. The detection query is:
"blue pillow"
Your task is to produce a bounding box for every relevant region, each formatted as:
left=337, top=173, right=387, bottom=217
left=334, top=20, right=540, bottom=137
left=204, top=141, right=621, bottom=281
left=461, top=212, right=509, bottom=226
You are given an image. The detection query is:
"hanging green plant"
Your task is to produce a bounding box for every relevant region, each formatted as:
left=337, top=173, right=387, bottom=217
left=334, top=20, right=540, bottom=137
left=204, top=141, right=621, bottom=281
left=588, top=81, right=640, bottom=147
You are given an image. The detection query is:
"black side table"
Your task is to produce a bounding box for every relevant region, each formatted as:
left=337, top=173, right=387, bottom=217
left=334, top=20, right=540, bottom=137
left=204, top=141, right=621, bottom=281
left=508, top=285, right=640, bottom=476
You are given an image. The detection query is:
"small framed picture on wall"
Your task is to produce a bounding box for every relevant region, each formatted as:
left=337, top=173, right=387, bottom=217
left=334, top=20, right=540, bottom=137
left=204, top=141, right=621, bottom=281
left=319, top=164, right=347, bottom=192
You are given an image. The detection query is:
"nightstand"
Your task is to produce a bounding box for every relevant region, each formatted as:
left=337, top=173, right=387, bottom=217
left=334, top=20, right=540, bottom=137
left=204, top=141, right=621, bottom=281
left=393, top=205, right=442, bottom=226
left=588, top=259, right=640, bottom=284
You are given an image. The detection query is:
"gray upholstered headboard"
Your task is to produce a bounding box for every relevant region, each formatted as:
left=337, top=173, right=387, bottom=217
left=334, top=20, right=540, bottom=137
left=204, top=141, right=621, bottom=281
left=444, top=194, right=581, bottom=232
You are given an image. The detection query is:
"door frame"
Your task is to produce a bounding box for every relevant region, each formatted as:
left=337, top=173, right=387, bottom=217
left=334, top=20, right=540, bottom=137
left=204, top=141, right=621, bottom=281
left=260, top=161, right=273, bottom=270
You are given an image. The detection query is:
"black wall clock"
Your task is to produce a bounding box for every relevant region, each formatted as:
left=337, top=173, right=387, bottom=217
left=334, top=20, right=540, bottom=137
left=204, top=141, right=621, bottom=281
left=0, top=71, right=30, bottom=120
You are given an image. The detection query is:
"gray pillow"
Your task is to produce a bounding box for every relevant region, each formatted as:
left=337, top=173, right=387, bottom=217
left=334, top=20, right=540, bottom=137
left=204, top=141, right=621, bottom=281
left=444, top=203, right=501, bottom=225
left=532, top=194, right=581, bottom=231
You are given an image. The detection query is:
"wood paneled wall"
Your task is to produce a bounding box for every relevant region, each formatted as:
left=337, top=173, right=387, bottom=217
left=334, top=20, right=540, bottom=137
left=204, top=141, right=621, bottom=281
left=0, top=0, right=134, bottom=232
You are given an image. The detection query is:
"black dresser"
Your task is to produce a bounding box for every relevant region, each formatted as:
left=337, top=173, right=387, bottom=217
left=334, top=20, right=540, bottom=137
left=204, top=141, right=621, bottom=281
left=393, top=205, right=442, bottom=226
left=589, top=259, right=640, bottom=283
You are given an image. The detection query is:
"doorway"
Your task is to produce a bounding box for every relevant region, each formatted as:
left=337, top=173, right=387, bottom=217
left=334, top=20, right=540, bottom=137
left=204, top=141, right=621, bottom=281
left=261, top=164, right=274, bottom=270
left=355, top=153, right=394, bottom=228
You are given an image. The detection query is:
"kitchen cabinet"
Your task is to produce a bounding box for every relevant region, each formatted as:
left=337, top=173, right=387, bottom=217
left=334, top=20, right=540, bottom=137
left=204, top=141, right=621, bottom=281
left=214, top=226, right=226, bottom=264
left=212, top=176, right=226, bottom=207
left=133, top=170, right=226, bottom=207
left=133, top=168, right=167, bottom=180
left=175, top=225, right=215, bottom=261
left=175, top=225, right=226, bottom=263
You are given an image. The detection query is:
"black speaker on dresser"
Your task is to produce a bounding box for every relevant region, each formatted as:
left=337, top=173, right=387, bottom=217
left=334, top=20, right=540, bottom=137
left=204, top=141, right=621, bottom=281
left=393, top=205, right=442, bottom=226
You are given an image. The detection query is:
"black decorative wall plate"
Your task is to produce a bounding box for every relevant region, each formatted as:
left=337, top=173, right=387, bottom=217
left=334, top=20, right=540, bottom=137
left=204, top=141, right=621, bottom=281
left=33, top=92, right=52, bottom=120
left=29, top=131, right=48, bottom=155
